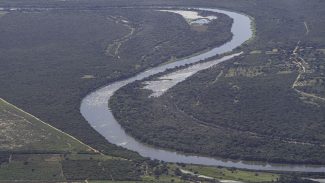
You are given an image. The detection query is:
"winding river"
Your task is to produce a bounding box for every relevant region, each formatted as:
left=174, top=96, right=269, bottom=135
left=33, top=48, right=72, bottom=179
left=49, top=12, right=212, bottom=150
left=80, top=8, right=325, bottom=172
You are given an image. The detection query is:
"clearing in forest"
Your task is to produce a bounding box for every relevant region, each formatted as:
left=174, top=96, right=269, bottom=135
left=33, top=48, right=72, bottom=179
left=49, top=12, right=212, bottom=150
left=0, top=98, right=96, bottom=153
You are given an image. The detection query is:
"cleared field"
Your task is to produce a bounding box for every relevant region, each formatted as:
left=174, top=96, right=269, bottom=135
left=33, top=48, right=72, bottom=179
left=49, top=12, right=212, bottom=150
left=0, top=154, right=65, bottom=181
left=0, top=153, right=140, bottom=181
left=183, top=165, right=279, bottom=182
left=0, top=98, right=94, bottom=153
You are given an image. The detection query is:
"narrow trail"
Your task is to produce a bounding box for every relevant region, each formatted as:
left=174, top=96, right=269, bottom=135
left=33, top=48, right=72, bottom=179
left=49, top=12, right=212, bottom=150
left=291, top=42, right=325, bottom=101
left=304, top=21, right=310, bottom=35
left=105, top=16, right=135, bottom=58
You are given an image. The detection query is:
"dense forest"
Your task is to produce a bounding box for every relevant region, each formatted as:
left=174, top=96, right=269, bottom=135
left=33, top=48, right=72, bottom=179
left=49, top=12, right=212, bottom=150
left=110, top=0, right=325, bottom=164
left=0, top=7, right=232, bottom=160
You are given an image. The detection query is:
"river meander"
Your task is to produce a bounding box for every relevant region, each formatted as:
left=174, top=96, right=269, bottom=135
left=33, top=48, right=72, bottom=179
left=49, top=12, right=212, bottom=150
left=80, top=7, right=325, bottom=172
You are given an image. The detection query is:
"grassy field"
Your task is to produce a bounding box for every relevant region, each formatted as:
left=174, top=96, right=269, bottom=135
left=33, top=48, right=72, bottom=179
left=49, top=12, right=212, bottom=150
left=88, top=163, right=280, bottom=183
left=0, top=153, right=141, bottom=181
left=0, top=154, right=65, bottom=181
left=182, top=165, right=279, bottom=182
left=0, top=98, right=94, bottom=153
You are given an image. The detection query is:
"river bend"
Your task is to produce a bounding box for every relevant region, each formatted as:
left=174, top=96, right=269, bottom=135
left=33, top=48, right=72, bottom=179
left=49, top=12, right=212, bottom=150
left=80, top=7, right=325, bottom=172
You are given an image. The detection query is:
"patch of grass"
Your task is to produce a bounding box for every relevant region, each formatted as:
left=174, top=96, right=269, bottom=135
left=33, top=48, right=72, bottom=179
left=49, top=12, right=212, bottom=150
left=0, top=11, right=6, bottom=17
left=185, top=165, right=279, bottom=182
left=191, top=24, right=208, bottom=32
left=142, top=175, right=183, bottom=182
left=250, top=50, right=262, bottom=54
